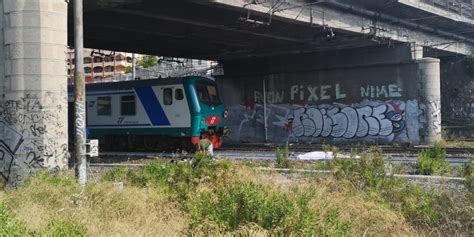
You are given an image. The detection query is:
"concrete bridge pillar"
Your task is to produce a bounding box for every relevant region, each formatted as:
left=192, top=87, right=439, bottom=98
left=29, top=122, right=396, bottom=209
left=418, top=58, right=442, bottom=144
left=0, top=0, right=69, bottom=186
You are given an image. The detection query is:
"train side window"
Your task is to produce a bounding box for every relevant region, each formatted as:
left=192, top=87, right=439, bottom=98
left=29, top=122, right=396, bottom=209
left=163, top=88, right=173, bottom=105
left=97, top=96, right=111, bottom=116
left=175, top=89, right=184, bottom=100
left=121, top=95, right=136, bottom=116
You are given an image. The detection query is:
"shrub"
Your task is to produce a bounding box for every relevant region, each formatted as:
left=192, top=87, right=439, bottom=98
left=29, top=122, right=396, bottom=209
left=188, top=181, right=336, bottom=235
left=326, top=147, right=442, bottom=227
left=417, top=143, right=450, bottom=175
left=329, top=146, right=386, bottom=190
left=464, top=158, right=474, bottom=192
left=275, top=143, right=290, bottom=168
left=103, top=152, right=232, bottom=201
left=391, top=184, right=440, bottom=226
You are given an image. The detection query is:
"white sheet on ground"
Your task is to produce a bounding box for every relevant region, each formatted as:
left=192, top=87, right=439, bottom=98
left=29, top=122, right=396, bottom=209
left=296, top=151, right=360, bottom=160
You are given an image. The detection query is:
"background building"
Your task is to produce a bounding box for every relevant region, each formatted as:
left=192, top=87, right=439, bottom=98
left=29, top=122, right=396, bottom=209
left=67, top=48, right=140, bottom=84
left=67, top=49, right=221, bottom=84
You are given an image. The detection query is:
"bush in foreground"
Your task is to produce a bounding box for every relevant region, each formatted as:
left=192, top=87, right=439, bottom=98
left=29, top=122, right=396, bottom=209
left=0, top=151, right=471, bottom=236
left=417, top=143, right=450, bottom=175
left=327, top=147, right=472, bottom=232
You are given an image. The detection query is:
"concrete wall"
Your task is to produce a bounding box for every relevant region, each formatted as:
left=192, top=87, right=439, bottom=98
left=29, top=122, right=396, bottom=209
left=0, top=0, right=68, bottom=186
left=441, top=56, right=474, bottom=140
left=218, top=45, right=441, bottom=145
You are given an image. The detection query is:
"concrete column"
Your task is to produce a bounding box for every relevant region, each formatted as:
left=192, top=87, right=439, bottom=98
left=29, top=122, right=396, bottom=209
left=417, top=57, right=442, bottom=144
left=0, top=0, right=68, bottom=186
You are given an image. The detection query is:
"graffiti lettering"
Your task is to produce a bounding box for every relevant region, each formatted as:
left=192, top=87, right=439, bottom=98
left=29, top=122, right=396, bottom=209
left=254, top=91, right=285, bottom=104
left=0, top=94, right=68, bottom=185
left=75, top=101, right=86, bottom=139
left=286, top=104, right=404, bottom=138
left=254, top=83, right=402, bottom=104
left=428, top=100, right=442, bottom=135
left=361, top=84, right=402, bottom=98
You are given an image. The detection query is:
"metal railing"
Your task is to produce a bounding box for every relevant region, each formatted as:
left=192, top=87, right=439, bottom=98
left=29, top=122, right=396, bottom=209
left=422, top=0, right=474, bottom=18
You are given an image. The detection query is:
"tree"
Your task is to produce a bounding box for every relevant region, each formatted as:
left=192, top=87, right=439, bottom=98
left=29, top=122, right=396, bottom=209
left=137, top=55, right=159, bottom=69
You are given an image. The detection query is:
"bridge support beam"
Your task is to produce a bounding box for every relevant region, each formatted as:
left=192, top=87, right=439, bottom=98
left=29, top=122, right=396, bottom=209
left=0, top=0, right=69, bottom=186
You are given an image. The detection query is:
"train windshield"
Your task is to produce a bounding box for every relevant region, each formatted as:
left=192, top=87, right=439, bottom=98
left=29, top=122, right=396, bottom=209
left=195, top=81, right=221, bottom=106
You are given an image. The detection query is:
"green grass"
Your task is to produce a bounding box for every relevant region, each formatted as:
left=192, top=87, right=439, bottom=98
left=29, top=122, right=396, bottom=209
left=0, top=149, right=471, bottom=236
left=0, top=202, right=87, bottom=237
left=0, top=202, right=28, bottom=236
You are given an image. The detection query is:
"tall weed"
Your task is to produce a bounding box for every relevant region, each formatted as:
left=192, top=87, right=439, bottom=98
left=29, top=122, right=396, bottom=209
left=275, top=143, right=290, bottom=168
left=188, top=181, right=352, bottom=236
left=327, top=147, right=442, bottom=228
left=464, top=158, right=474, bottom=192
left=417, top=143, right=450, bottom=175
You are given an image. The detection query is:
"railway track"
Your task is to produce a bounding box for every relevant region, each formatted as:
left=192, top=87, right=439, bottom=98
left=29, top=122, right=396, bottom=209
left=96, top=149, right=471, bottom=166
left=220, top=143, right=474, bottom=155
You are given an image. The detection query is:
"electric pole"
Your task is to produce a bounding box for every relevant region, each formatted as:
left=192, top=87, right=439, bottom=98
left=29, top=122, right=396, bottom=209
left=132, top=53, right=136, bottom=80
left=74, top=0, right=87, bottom=185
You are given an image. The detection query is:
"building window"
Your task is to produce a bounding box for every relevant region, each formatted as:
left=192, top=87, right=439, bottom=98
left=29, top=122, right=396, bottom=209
left=97, top=96, right=111, bottom=116
left=115, top=54, right=125, bottom=61
left=104, top=65, right=114, bottom=72
left=84, top=57, right=92, bottom=64
left=175, top=89, right=184, bottom=100
left=84, top=67, right=92, bottom=73
left=93, top=66, right=103, bottom=73
left=104, top=56, right=114, bottom=62
left=93, top=56, right=103, bottom=63
left=163, top=88, right=173, bottom=105
left=121, top=95, right=136, bottom=116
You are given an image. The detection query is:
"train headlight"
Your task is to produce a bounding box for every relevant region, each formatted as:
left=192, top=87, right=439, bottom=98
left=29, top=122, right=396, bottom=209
left=223, top=109, right=229, bottom=119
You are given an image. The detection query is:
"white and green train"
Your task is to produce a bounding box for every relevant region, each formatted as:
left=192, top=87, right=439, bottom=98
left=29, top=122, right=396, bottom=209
left=68, top=76, right=227, bottom=151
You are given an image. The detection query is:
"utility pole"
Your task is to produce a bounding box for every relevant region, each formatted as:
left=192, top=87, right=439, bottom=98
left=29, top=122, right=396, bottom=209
left=132, top=53, right=136, bottom=80
left=74, top=0, right=87, bottom=185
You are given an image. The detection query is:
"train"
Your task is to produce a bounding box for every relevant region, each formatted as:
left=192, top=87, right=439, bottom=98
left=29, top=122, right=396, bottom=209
left=68, top=76, right=227, bottom=151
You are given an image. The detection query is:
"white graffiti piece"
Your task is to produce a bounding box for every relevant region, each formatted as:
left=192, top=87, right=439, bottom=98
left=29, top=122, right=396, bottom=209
left=286, top=105, right=404, bottom=138
left=428, top=100, right=442, bottom=135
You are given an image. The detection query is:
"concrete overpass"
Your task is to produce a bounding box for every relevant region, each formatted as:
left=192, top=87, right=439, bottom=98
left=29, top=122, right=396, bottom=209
left=0, top=0, right=473, bottom=185
left=75, top=0, right=474, bottom=59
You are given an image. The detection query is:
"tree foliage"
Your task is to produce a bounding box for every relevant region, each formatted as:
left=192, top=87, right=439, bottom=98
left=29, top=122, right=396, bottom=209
left=137, top=55, right=159, bottom=69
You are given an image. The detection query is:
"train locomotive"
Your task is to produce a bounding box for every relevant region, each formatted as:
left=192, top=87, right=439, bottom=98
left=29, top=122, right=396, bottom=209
left=68, top=76, right=227, bottom=151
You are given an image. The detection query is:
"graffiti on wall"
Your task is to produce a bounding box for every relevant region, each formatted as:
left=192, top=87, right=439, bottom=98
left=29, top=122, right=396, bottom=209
left=253, top=83, right=403, bottom=104
left=286, top=104, right=404, bottom=138
left=0, top=93, right=68, bottom=186
left=228, top=99, right=419, bottom=144
left=428, top=100, right=442, bottom=135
